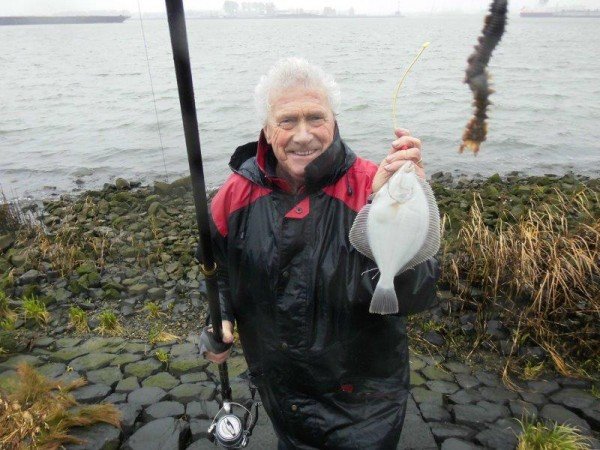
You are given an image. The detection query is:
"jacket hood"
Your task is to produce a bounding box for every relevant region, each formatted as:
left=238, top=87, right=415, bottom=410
left=228, top=124, right=357, bottom=193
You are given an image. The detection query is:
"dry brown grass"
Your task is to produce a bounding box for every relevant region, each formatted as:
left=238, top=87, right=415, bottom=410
left=24, top=223, right=110, bottom=278
left=15, top=197, right=112, bottom=278
left=0, top=364, right=120, bottom=449
left=443, top=188, right=599, bottom=379
left=0, top=193, right=28, bottom=235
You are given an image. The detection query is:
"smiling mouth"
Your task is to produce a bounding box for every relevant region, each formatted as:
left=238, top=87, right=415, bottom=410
left=288, top=149, right=319, bottom=157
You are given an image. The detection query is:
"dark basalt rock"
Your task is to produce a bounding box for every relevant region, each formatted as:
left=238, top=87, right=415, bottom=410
left=65, top=423, right=121, bottom=450
left=122, top=417, right=190, bottom=450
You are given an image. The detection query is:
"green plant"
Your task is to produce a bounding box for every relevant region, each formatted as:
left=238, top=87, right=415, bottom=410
left=143, top=301, right=165, bottom=319
left=68, top=306, right=90, bottom=334
left=0, top=318, right=16, bottom=331
left=516, top=418, right=591, bottom=450
left=21, top=295, right=50, bottom=326
left=154, top=349, right=170, bottom=367
left=0, top=364, right=121, bottom=448
left=522, top=360, right=546, bottom=381
left=94, top=310, right=123, bottom=336
left=0, top=291, right=8, bottom=314
left=0, top=291, right=17, bottom=331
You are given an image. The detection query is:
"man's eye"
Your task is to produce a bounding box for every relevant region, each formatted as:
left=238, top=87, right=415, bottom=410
left=308, top=116, right=325, bottom=124
left=278, top=118, right=296, bottom=129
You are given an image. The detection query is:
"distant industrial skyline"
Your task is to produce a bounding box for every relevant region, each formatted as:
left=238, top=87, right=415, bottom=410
left=1, top=0, right=597, bottom=16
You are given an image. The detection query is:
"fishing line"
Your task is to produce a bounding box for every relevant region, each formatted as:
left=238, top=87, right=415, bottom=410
left=137, top=0, right=169, bottom=182
left=391, top=41, right=430, bottom=131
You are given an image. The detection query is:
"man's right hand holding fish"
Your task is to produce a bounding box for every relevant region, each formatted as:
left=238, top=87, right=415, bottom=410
left=372, top=127, right=426, bottom=194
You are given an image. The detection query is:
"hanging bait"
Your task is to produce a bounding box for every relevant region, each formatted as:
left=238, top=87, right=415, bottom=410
left=460, top=0, right=508, bottom=154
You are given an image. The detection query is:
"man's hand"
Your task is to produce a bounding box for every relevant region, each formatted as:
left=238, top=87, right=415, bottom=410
left=204, top=320, right=234, bottom=364
left=372, top=128, right=425, bottom=193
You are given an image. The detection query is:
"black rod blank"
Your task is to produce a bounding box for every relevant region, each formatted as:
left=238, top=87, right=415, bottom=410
left=164, top=0, right=231, bottom=401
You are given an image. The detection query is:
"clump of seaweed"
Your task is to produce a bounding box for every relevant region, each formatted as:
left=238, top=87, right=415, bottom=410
left=460, top=0, right=508, bottom=154
left=0, top=364, right=121, bottom=448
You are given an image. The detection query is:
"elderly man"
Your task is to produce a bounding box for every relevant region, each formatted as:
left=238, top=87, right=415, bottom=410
left=201, top=57, right=440, bottom=449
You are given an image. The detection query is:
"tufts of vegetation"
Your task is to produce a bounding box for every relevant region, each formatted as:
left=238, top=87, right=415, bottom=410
left=0, top=291, right=17, bottom=331
left=21, top=295, right=50, bottom=326
left=442, top=189, right=599, bottom=379
left=521, top=360, right=546, bottom=381
left=154, top=349, right=170, bottom=368
left=94, top=310, right=123, bottom=337
left=143, top=301, right=166, bottom=319
left=0, top=192, right=29, bottom=235
left=516, top=419, right=592, bottom=450
left=148, top=325, right=179, bottom=345
left=0, top=364, right=121, bottom=449
left=68, top=306, right=90, bottom=334
left=20, top=197, right=112, bottom=278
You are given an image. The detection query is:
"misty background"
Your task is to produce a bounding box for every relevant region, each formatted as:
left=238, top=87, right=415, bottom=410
left=2, top=0, right=599, bottom=15
left=1, top=1, right=599, bottom=200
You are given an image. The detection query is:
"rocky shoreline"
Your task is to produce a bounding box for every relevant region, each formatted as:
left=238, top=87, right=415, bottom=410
left=1, top=172, right=599, bottom=449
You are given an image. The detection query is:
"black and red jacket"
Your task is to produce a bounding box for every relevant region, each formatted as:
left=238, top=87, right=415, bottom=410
left=206, top=127, right=440, bottom=449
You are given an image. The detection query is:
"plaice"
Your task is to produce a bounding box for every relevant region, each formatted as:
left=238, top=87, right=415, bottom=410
left=349, top=161, right=441, bottom=314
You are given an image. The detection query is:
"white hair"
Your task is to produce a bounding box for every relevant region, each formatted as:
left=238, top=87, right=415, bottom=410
left=254, top=57, right=341, bottom=126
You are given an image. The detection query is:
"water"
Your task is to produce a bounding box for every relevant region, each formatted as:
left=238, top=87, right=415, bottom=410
left=1, top=14, right=599, bottom=200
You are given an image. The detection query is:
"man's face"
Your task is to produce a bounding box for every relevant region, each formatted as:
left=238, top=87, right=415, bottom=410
left=264, top=86, right=336, bottom=186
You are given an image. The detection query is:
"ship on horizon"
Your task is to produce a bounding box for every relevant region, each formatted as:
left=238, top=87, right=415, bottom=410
left=520, top=0, right=600, bottom=17
left=0, top=15, right=130, bottom=26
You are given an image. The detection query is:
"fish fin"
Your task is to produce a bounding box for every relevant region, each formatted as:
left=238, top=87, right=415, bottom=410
left=370, top=284, right=399, bottom=315
left=400, top=179, right=441, bottom=273
left=349, top=203, right=375, bottom=261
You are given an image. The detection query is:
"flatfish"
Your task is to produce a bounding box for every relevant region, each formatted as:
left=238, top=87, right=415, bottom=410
left=349, top=161, right=440, bottom=314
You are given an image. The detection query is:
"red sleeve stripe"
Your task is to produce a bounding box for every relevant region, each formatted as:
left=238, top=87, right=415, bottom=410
left=322, top=158, right=378, bottom=212
left=211, top=174, right=272, bottom=237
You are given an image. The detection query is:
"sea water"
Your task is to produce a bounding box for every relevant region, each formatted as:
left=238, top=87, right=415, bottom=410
left=1, top=14, right=599, bottom=199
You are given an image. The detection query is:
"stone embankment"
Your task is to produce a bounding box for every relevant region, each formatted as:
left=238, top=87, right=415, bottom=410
left=1, top=172, right=599, bottom=448
left=1, top=335, right=598, bottom=449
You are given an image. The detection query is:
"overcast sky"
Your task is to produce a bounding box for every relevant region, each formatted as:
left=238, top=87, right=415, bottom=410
left=1, top=0, right=594, bottom=16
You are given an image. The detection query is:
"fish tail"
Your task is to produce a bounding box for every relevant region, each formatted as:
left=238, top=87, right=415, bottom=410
left=370, top=284, right=399, bottom=315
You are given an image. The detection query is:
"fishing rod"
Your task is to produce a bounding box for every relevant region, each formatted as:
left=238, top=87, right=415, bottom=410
left=164, top=1, right=258, bottom=447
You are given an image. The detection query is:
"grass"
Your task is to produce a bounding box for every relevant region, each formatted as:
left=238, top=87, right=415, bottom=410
left=143, top=301, right=166, bottom=319
left=516, top=419, right=591, bottom=450
left=522, top=360, right=546, bottom=381
left=0, top=364, right=121, bottom=449
left=0, top=291, right=17, bottom=331
left=94, top=310, right=123, bottom=336
left=0, top=192, right=29, bottom=235
left=442, top=189, right=599, bottom=379
left=68, top=306, right=90, bottom=334
left=21, top=295, right=50, bottom=326
left=148, top=325, right=179, bottom=345
left=20, top=198, right=111, bottom=278
left=154, top=349, right=170, bottom=368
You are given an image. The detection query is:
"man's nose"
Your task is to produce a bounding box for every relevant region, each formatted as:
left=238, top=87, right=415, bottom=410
left=292, top=121, right=312, bottom=144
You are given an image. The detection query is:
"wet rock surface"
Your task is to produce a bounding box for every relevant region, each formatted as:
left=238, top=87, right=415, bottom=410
left=1, top=335, right=598, bottom=449
left=1, top=175, right=599, bottom=448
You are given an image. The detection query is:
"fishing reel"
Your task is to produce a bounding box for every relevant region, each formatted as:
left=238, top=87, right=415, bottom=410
left=208, top=399, right=260, bottom=448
